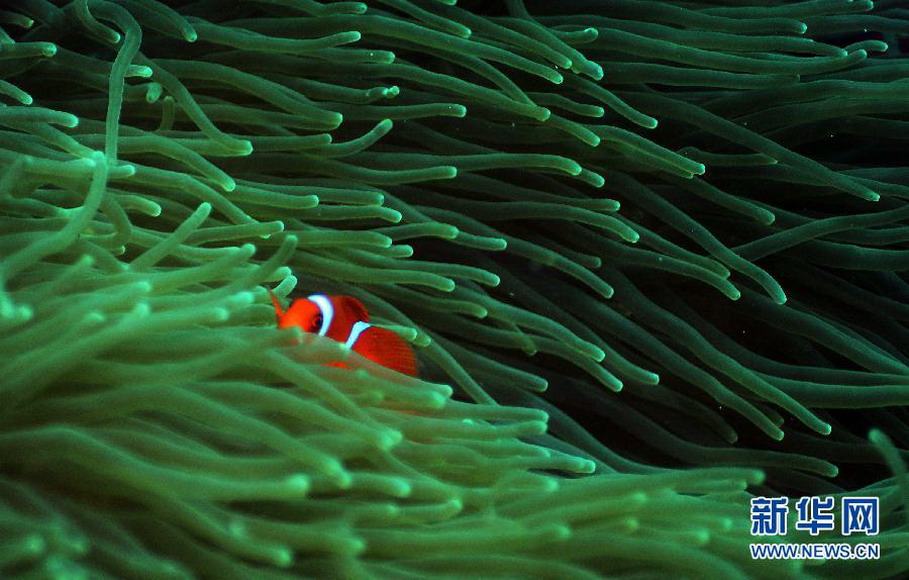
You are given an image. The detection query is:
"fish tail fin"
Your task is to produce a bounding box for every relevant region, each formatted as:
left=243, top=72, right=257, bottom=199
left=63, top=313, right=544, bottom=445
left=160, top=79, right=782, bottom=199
left=354, top=327, right=419, bottom=377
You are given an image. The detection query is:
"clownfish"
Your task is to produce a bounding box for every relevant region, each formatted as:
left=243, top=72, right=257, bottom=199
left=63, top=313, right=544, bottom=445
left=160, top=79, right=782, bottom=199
left=268, top=289, right=418, bottom=377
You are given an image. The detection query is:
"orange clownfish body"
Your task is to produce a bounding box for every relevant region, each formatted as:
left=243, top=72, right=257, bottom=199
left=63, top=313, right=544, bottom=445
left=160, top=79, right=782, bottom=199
left=269, top=289, right=418, bottom=377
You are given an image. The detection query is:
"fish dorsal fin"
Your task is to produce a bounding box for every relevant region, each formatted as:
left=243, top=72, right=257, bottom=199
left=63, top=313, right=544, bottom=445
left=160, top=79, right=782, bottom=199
left=332, top=296, right=370, bottom=323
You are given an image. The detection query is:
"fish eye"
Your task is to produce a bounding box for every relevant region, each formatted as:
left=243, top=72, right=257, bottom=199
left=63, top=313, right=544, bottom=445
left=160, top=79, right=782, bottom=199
left=309, top=313, right=323, bottom=332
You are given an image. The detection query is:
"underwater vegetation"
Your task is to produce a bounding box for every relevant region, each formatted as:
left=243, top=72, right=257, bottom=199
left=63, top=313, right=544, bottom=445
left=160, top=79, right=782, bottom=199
left=2, top=0, right=909, bottom=576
